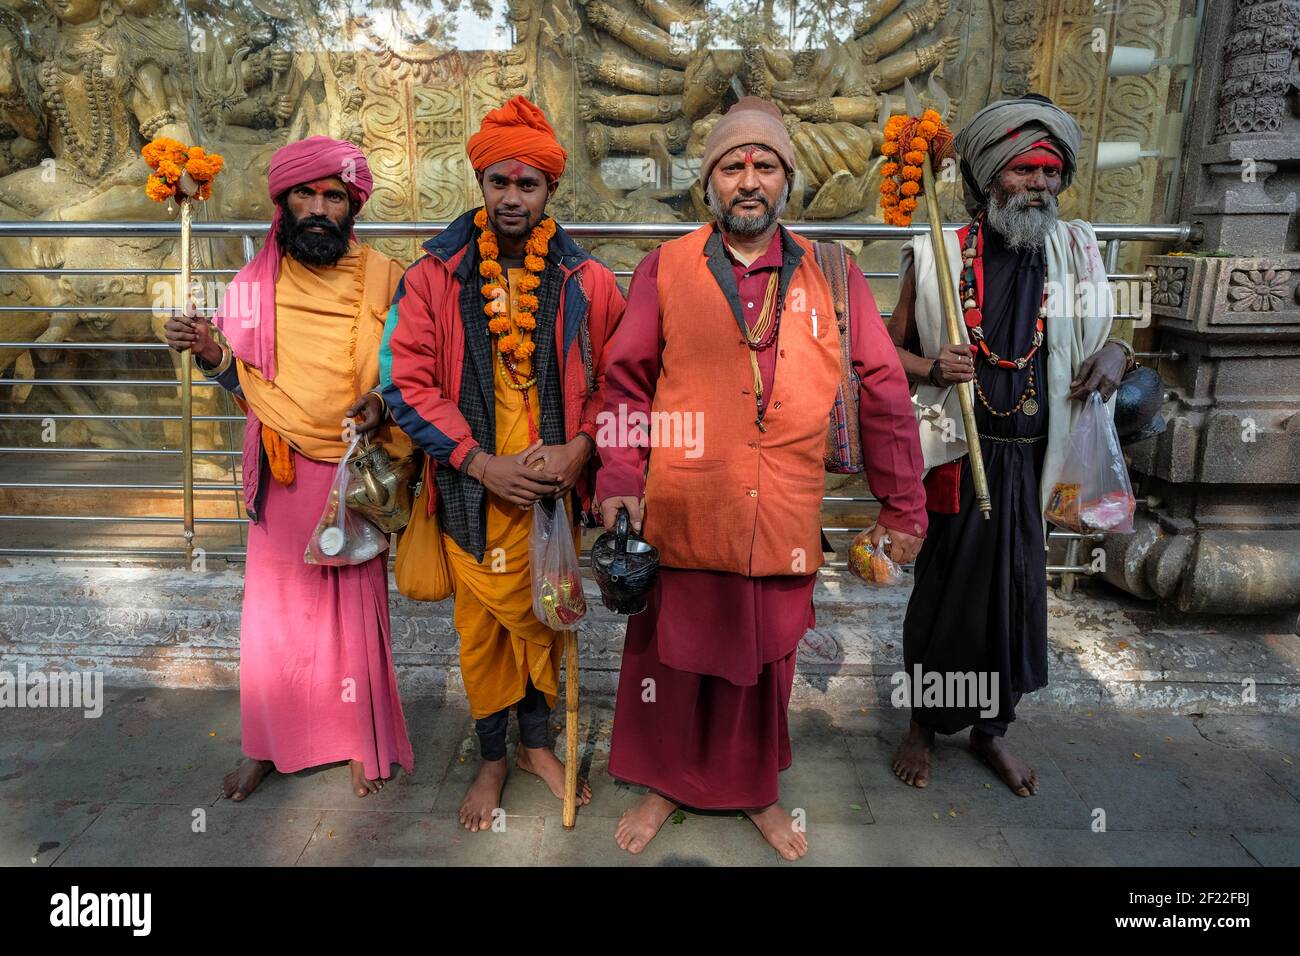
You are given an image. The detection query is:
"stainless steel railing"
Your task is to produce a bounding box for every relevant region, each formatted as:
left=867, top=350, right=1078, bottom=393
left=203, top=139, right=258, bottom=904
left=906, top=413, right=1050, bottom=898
left=0, top=219, right=1193, bottom=584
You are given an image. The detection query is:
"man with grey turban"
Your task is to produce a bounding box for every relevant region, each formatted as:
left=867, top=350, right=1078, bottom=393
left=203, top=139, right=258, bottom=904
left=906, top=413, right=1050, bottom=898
left=885, top=94, right=1134, bottom=797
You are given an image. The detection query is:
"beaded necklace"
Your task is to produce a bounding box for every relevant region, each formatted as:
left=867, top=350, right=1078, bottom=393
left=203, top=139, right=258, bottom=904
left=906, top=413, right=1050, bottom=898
left=960, top=213, right=1045, bottom=418
left=477, top=209, right=555, bottom=444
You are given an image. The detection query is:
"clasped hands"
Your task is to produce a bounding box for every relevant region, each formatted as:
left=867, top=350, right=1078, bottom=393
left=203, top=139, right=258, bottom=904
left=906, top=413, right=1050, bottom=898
left=468, top=438, right=592, bottom=508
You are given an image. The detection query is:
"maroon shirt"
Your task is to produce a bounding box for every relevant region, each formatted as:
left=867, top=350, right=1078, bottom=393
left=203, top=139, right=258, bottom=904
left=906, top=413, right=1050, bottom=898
left=597, top=229, right=928, bottom=538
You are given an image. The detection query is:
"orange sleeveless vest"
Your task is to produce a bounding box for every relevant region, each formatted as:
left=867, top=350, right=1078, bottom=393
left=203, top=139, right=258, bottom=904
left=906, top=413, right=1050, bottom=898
left=642, top=224, right=841, bottom=577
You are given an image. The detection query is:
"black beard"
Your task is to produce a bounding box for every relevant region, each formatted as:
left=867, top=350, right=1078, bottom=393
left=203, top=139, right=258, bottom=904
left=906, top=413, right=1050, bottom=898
left=488, top=206, right=540, bottom=242
left=277, top=202, right=353, bottom=266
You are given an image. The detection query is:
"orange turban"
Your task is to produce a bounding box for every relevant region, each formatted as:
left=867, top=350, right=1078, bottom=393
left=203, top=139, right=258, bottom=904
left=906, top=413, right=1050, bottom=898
left=466, top=95, right=568, bottom=181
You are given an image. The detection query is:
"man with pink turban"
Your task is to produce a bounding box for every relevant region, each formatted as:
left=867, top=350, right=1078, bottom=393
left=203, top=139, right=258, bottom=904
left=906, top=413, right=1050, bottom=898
left=163, top=136, right=415, bottom=801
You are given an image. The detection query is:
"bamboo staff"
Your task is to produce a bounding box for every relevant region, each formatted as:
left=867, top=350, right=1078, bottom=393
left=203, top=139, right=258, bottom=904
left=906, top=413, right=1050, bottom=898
left=562, top=630, right=579, bottom=829
left=902, top=81, right=991, bottom=519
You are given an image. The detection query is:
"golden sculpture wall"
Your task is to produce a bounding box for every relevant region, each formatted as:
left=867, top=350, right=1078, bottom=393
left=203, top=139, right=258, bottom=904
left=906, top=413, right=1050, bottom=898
left=0, top=0, right=1189, bottom=550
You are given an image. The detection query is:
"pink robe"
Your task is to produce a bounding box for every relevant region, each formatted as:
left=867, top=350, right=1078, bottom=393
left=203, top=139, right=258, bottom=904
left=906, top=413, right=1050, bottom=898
left=239, top=450, right=413, bottom=780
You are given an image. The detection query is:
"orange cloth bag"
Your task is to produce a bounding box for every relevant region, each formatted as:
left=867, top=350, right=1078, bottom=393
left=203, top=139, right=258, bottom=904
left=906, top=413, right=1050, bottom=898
left=394, top=460, right=454, bottom=602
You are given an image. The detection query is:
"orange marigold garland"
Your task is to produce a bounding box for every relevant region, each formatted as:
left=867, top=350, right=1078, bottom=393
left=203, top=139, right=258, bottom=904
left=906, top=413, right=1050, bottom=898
left=141, top=137, right=224, bottom=203
left=474, top=207, right=556, bottom=368
left=878, top=109, right=954, bottom=227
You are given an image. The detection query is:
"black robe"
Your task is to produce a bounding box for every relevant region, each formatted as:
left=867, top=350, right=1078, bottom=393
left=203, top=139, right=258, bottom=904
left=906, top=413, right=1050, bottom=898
left=902, top=223, right=1049, bottom=736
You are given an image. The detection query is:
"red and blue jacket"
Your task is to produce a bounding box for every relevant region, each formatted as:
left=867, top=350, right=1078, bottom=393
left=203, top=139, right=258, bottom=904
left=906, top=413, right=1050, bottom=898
left=379, top=208, right=625, bottom=523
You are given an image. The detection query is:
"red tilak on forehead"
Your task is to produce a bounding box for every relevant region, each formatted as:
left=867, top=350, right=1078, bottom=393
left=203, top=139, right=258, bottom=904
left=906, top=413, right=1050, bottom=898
left=1005, top=144, right=1063, bottom=172
left=299, top=177, right=345, bottom=193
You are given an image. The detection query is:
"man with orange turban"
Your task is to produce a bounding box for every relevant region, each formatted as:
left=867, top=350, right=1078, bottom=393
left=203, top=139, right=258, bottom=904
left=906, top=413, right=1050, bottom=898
left=163, top=136, right=415, bottom=803
left=374, top=96, right=626, bottom=831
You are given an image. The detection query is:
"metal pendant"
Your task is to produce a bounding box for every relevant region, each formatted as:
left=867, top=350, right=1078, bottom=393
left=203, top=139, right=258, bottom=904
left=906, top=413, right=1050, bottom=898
left=1022, top=398, right=1040, bottom=416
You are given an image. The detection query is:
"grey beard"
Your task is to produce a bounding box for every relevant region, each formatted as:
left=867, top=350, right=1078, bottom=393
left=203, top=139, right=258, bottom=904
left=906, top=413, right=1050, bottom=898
left=985, top=190, right=1058, bottom=250
left=708, top=186, right=789, bottom=237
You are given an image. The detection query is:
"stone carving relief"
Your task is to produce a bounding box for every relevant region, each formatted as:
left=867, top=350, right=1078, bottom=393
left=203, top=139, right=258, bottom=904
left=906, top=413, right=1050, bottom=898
left=1216, top=0, right=1300, bottom=137
left=0, top=0, right=1182, bottom=539
left=1227, top=268, right=1293, bottom=312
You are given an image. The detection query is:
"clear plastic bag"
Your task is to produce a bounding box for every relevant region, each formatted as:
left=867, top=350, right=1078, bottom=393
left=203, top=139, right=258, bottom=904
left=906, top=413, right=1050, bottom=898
left=1045, top=391, right=1137, bottom=534
left=847, top=528, right=904, bottom=586
left=304, top=436, right=389, bottom=566
left=530, top=496, right=587, bottom=631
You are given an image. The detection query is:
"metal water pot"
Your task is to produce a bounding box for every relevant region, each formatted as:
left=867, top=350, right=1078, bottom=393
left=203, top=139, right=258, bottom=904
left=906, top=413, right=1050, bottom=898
left=345, top=437, right=417, bottom=534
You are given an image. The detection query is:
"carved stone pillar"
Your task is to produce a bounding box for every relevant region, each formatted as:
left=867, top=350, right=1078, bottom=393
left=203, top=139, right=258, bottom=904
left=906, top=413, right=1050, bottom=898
left=1105, top=254, right=1300, bottom=615
left=1179, top=0, right=1300, bottom=255
left=1103, top=1, right=1300, bottom=621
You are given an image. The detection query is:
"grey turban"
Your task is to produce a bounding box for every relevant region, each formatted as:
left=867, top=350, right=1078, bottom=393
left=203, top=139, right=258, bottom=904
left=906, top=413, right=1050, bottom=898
left=953, top=93, right=1084, bottom=215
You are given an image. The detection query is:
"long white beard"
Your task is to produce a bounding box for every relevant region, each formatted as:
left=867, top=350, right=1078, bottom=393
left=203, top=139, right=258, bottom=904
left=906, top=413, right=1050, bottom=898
left=986, top=190, right=1058, bottom=250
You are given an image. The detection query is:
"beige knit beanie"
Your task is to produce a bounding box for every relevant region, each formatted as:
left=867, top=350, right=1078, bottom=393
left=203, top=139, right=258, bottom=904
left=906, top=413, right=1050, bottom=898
left=698, top=97, right=796, bottom=189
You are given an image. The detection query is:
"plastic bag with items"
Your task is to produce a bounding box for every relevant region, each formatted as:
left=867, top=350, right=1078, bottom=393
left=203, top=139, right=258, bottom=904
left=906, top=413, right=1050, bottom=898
left=304, top=435, right=389, bottom=566
left=847, top=528, right=904, bottom=586
left=530, top=496, right=587, bottom=630
left=1044, top=391, right=1137, bottom=534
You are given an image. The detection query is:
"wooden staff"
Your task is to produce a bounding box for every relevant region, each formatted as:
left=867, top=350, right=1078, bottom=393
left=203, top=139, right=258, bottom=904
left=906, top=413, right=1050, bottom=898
left=904, top=80, right=991, bottom=519
left=562, top=629, right=579, bottom=829
left=179, top=197, right=195, bottom=561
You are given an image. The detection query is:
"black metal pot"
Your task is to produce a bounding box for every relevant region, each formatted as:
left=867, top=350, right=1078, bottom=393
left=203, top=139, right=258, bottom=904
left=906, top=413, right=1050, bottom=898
left=1114, top=365, right=1167, bottom=444
left=590, top=508, right=659, bottom=615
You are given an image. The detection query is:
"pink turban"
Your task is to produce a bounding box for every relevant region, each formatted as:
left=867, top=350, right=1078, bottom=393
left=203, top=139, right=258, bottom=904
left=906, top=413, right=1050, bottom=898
left=213, top=137, right=373, bottom=381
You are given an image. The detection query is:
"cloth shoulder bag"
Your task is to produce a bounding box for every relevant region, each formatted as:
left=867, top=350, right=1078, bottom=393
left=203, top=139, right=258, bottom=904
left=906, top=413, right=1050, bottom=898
left=813, top=241, right=864, bottom=473
left=394, top=457, right=454, bottom=602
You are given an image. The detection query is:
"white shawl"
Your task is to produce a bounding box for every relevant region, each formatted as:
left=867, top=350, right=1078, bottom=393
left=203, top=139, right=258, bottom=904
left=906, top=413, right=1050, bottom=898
left=900, top=219, right=1114, bottom=532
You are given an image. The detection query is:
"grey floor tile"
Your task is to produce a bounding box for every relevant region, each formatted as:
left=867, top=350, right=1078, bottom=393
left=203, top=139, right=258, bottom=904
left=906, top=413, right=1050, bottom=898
left=999, top=827, right=1118, bottom=866
left=53, top=802, right=321, bottom=866
left=297, top=809, right=544, bottom=866
left=1098, top=830, right=1259, bottom=867
left=536, top=810, right=781, bottom=866
left=848, top=735, right=1092, bottom=829
left=7, top=688, right=244, bottom=806
left=1232, top=832, right=1300, bottom=866
left=0, top=799, right=106, bottom=867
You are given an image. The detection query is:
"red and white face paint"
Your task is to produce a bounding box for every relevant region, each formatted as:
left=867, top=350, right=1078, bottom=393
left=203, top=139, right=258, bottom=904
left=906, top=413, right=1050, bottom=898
left=993, top=141, right=1065, bottom=203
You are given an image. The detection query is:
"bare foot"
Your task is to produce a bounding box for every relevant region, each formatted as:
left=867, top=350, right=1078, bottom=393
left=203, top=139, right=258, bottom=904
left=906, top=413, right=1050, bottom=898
left=222, top=758, right=274, bottom=802
left=970, top=729, right=1040, bottom=797
left=614, top=792, right=677, bottom=855
left=516, top=745, right=592, bottom=806
left=350, top=759, right=386, bottom=798
left=459, top=758, right=508, bottom=832
left=745, top=803, right=808, bottom=861
left=891, top=720, right=934, bottom=788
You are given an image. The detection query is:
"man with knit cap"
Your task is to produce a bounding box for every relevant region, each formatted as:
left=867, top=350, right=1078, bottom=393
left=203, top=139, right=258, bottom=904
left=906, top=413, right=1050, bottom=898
left=379, top=96, right=625, bottom=831
left=163, top=136, right=415, bottom=802
left=598, top=96, right=927, bottom=859
left=887, top=94, right=1131, bottom=795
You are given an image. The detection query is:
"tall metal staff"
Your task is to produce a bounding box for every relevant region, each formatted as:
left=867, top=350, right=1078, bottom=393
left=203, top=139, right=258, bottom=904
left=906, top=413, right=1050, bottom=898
left=890, top=82, right=991, bottom=519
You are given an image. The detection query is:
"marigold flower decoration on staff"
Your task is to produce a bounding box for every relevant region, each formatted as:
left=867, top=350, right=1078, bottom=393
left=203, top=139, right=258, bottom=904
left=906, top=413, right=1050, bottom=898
left=878, top=109, right=952, bottom=227
left=475, top=206, right=556, bottom=443
left=142, top=136, right=225, bottom=204
left=140, top=136, right=225, bottom=564
left=879, top=91, right=990, bottom=519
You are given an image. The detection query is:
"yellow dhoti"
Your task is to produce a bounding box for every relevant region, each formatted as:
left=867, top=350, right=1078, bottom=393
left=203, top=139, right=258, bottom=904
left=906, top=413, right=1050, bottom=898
left=445, top=268, right=570, bottom=720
